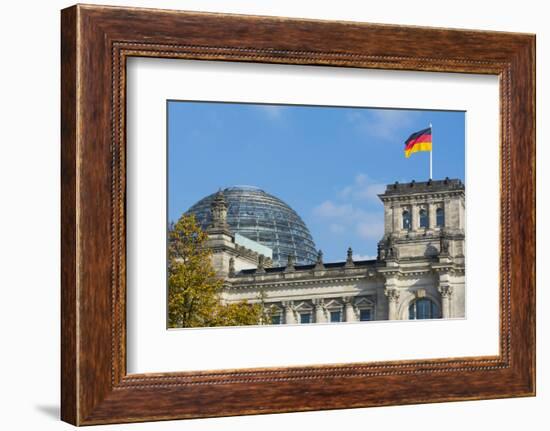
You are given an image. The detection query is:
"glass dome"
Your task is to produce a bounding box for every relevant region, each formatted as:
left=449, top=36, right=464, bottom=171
left=186, top=186, right=317, bottom=267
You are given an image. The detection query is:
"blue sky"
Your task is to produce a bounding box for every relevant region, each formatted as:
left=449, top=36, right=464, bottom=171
left=168, top=101, right=465, bottom=262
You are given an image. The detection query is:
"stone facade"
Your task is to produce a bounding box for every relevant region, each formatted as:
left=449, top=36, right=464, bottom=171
left=203, top=179, right=465, bottom=323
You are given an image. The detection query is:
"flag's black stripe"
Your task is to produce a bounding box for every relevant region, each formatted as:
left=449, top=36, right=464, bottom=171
left=404, top=127, right=432, bottom=144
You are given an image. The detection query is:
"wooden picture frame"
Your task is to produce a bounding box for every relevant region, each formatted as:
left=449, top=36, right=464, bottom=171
left=61, top=4, right=535, bottom=425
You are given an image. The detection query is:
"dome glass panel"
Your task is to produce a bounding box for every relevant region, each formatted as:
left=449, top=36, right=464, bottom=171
left=186, top=186, right=317, bottom=267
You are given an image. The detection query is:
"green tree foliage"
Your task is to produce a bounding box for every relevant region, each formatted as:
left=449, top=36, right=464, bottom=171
left=168, top=214, right=268, bottom=328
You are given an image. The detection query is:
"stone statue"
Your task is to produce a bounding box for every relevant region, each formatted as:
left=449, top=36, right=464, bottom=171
left=285, top=254, right=295, bottom=272
left=315, top=249, right=324, bottom=270
left=257, top=254, right=266, bottom=273
left=377, top=242, right=386, bottom=260
left=440, top=235, right=450, bottom=255
left=346, top=247, right=354, bottom=266
left=386, top=236, right=399, bottom=260
left=228, top=257, right=235, bottom=277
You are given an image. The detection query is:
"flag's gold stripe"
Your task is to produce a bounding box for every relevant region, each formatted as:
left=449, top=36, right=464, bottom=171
left=404, top=142, right=432, bottom=158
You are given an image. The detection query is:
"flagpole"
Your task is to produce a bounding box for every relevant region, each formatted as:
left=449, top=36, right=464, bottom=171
left=429, top=122, right=433, bottom=180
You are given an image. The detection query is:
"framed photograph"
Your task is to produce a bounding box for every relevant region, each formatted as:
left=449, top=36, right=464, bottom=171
left=61, top=4, right=535, bottom=425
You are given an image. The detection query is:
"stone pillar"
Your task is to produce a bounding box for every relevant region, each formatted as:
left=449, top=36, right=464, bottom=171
left=411, top=204, right=418, bottom=231
left=392, top=203, right=400, bottom=232
left=313, top=299, right=325, bottom=323
left=443, top=198, right=451, bottom=228
left=282, top=301, right=295, bottom=324
left=384, top=275, right=400, bottom=320
left=459, top=199, right=465, bottom=229
left=438, top=279, right=453, bottom=319
left=385, top=289, right=400, bottom=320
left=428, top=203, right=437, bottom=229
left=343, top=297, right=356, bottom=322
left=384, top=205, right=393, bottom=234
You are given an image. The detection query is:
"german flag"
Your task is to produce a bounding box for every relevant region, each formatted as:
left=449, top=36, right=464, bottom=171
left=404, top=127, right=432, bottom=158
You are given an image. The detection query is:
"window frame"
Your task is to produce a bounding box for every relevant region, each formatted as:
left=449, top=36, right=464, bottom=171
left=329, top=310, right=342, bottom=323
left=402, top=208, right=412, bottom=230
left=408, top=298, right=441, bottom=320
left=436, top=206, right=445, bottom=227
left=419, top=207, right=429, bottom=228
left=359, top=308, right=374, bottom=322
left=300, top=312, right=312, bottom=324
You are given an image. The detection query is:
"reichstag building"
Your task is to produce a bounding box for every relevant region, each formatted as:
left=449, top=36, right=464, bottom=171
left=186, top=179, right=465, bottom=324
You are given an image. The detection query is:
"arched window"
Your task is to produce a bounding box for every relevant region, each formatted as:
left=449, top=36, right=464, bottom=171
left=419, top=208, right=428, bottom=228
left=436, top=207, right=445, bottom=227
left=402, top=210, right=412, bottom=230
left=409, top=298, right=440, bottom=320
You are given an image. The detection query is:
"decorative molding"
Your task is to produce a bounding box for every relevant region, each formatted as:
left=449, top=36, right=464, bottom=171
left=438, top=285, right=454, bottom=298
left=384, top=288, right=400, bottom=303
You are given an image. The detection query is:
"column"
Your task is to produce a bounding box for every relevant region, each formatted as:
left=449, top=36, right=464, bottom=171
left=313, top=299, right=325, bottom=323
left=343, top=297, right=356, bottom=322
left=410, top=204, right=418, bottom=231
left=385, top=288, right=400, bottom=320
left=428, top=203, right=437, bottom=229
left=384, top=204, right=393, bottom=235
left=392, top=203, right=400, bottom=232
left=460, top=199, right=465, bottom=229
left=282, top=301, right=295, bottom=324
left=443, top=198, right=451, bottom=228
left=384, top=274, right=400, bottom=320
left=438, top=284, right=453, bottom=319
left=438, top=272, right=452, bottom=318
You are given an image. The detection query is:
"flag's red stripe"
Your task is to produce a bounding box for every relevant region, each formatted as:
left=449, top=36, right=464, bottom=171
left=405, top=134, right=432, bottom=150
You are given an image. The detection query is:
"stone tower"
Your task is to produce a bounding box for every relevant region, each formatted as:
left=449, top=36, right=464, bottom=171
left=377, top=178, right=465, bottom=261
left=205, top=190, right=272, bottom=277
left=207, top=190, right=231, bottom=235
left=377, top=178, right=465, bottom=319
